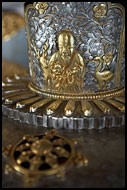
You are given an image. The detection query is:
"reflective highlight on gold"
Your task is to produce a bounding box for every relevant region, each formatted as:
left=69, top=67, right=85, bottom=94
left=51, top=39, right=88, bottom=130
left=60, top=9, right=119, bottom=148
left=30, top=98, right=51, bottom=112
left=114, top=97, right=125, bottom=103
left=5, top=164, right=13, bottom=175
left=31, top=139, right=53, bottom=155
left=2, top=90, right=30, bottom=100
left=46, top=100, right=63, bottom=115
left=5, top=93, right=36, bottom=104
left=64, top=100, right=75, bottom=116
left=81, top=100, right=92, bottom=116
left=93, top=100, right=111, bottom=114
left=104, top=98, right=125, bottom=112
left=74, top=152, right=88, bottom=167
left=16, top=96, right=43, bottom=108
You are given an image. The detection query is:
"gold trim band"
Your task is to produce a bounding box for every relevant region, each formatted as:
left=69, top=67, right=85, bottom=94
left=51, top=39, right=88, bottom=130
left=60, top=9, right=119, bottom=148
left=29, top=82, right=125, bottom=100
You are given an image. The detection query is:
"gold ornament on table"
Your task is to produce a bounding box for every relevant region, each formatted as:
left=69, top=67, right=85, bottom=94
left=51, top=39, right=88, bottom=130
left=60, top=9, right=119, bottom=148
left=2, top=129, right=88, bottom=188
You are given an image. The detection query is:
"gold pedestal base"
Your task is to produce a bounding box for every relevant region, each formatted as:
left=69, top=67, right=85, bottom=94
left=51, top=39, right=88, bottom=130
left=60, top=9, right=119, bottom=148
left=2, top=73, right=125, bottom=129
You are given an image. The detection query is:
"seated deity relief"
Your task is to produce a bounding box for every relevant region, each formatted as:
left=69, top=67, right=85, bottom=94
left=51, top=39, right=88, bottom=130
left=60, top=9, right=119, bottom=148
left=37, top=30, right=86, bottom=93
left=35, top=29, right=114, bottom=92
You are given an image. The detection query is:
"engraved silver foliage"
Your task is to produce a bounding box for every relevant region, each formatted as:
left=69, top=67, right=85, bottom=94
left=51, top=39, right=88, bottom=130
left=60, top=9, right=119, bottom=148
left=120, top=47, right=125, bottom=85
left=26, top=2, right=125, bottom=92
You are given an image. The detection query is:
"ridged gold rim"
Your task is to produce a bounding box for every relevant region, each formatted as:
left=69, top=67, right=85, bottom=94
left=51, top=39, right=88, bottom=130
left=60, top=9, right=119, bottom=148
left=29, top=82, right=125, bottom=100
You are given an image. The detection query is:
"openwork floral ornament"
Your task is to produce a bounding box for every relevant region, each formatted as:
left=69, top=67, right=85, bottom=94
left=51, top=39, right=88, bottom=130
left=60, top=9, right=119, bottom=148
left=2, top=130, right=88, bottom=187
left=93, top=4, right=106, bottom=18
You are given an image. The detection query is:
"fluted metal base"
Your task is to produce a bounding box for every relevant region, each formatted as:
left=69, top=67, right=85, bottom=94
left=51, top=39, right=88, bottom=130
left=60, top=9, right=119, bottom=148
left=2, top=74, right=125, bottom=129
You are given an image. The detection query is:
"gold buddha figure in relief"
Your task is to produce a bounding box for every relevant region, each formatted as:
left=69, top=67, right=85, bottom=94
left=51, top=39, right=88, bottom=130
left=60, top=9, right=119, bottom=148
left=40, top=30, right=85, bottom=93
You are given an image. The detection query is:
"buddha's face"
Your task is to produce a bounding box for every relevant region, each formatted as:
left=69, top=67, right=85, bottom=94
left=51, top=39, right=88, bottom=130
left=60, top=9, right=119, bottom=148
left=58, top=32, right=74, bottom=58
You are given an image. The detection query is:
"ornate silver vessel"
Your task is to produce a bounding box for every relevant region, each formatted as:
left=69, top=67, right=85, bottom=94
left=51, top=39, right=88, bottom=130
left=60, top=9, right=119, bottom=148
left=2, top=2, right=125, bottom=129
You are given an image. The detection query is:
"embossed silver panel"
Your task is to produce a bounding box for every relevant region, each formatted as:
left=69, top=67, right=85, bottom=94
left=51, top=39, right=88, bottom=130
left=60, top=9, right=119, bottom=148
left=25, top=2, right=125, bottom=92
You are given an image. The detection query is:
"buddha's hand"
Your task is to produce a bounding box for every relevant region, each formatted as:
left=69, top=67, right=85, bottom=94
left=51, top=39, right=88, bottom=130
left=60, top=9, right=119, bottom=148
left=68, top=67, right=78, bottom=75
left=51, top=63, right=65, bottom=75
